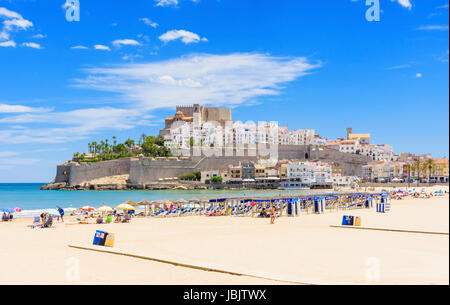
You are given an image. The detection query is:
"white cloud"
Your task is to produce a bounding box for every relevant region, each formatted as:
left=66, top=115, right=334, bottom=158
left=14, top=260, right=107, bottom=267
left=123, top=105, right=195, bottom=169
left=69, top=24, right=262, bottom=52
left=94, top=44, right=111, bottom=51
left=139, top=18, right=158, bottom=28
left=33, top=34, right=46, bottom=39
left=418, top=25, right=449, bottom=31
left=0, top=53, right=319, bottom=145
left=416, top=73, right=422, bottom=78
left=4, top=18, right=33, bottom=31
left=0, top=7, right=22, bottom=19
left=74, top=53, right=320, bottom=111
left=22, top=42, right=42, bottom=49
left=0, top=40, right=15, bottom=47
left=386, top=64, right=410, bottom=70
left=159, top=29, right=207, bottom=44
left=154, top=0, right=200, bottom=7
left=71, top=45, right=88, bottom=50
left=0, top=151, right=20, bottom=158
left=0, top=107, right=148, bottom=144
left=0, top=7, right=34, bottom=43
left=0, top=103, right=51, bottom=113
left=112, top=39, right=141, bottom=47
left=396, top=0, right=412, bottom=9
left=155, top=0, right=179, bottom=7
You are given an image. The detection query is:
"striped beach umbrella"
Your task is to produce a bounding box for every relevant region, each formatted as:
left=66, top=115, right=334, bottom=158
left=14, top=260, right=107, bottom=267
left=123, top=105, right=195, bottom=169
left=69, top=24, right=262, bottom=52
left=80, top=206, right=95, bottom=211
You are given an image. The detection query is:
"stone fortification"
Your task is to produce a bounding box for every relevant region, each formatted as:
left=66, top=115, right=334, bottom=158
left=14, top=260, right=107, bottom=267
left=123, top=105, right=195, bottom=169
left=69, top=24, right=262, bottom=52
left=47, top=145, right=370, bottom=189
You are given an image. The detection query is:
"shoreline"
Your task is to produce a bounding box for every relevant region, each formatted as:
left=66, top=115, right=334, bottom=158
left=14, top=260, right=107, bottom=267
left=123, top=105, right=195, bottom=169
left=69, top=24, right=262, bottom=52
left=39, top=181, right=449, bottom=191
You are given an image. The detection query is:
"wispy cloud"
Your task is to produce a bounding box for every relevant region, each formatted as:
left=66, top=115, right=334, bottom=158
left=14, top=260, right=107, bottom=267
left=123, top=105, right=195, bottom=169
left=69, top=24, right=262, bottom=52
left=0, top=40, right=15, bottom=47
left=391, top=0, right=412, bottom=10
left=22, top=42, right=42, bottom=49
left=0, top=53, right=319, bottom=145
left=436, top=3, right=449, bottom=9
left=94, top=44, right=111, bottom=51
left=112, top=39, right=141, bottom=47
left=155, top=0, right=179, bottom=7
left=154, top=0, right=200, bottom=8
left=139, top=18, right=158, bottom=28
left=0, top=107, right=150, bottom=144
left=0, top=151, right=20, bottom=158
left=386, top=64, right=410, bottom=70
left=32, top=34, right=46, bottom=39
left=159, top=30, right=207, bottom=44
left=418, top=25, right=449, bottom=31
left=0, top=103, right=51, bottom=113
left=0, top=7, right=34, bottom=42
left=71, top=45, right=88, bottom=50
left=74, top=53, right=320, bottom=111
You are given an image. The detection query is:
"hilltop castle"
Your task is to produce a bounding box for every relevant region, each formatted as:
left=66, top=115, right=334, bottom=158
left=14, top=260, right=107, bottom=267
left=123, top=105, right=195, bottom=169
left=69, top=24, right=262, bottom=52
left=159, top=104, right=232, bottom=137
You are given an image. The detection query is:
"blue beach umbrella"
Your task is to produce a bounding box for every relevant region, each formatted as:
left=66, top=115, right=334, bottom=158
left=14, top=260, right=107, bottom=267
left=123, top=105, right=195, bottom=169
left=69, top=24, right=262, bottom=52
left=1, top=208, right=15, bottom=213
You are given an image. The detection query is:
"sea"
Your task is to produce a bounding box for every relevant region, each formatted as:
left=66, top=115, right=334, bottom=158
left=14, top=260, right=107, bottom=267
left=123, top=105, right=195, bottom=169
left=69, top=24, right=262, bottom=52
left=0, top=183, right=330, bottom=218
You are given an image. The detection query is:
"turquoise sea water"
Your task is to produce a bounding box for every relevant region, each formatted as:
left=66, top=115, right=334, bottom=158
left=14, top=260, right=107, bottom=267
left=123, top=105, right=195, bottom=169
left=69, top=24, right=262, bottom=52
left=0, top=183, right=328, bottom=217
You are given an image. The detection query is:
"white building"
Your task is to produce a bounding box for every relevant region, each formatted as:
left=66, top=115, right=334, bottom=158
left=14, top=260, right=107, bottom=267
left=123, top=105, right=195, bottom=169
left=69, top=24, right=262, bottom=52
left=283, top=161, right=332, bottom=188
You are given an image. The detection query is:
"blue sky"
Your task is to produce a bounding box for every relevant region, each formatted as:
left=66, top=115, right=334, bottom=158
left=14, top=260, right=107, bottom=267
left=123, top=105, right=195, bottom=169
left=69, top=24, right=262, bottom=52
left=0, top=0, right=448, bottom=182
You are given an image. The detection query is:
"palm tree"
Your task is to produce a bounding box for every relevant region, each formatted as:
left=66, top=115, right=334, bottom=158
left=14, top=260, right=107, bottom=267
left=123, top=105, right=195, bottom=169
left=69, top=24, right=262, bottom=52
left=423, top=159, right=435, bottom=185
left=406, top=163, right=412, bottom=188
left=413, top=160, right=421, bottom=185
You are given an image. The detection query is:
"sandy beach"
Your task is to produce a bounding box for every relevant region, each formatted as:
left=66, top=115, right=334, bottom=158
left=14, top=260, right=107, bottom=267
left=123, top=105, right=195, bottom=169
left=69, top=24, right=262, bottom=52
left=0, top=186, right=448, bottom=285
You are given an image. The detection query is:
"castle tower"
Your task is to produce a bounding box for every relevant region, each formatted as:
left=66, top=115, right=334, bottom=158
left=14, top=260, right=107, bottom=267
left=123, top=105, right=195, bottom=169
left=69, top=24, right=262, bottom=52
left=193, top=104, right=202, bottom=127
left=346, top=127, right=353, bottom=140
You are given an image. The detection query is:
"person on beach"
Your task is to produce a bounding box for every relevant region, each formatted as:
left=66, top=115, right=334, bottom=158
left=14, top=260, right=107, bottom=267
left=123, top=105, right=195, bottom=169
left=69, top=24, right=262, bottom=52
left=269, top=205, right=276, bottom=224
left=57, top=206, right=64, bottom=223
left=2, top=213, right=8, bottom=222
left=259, top=208, right=268, bottom=218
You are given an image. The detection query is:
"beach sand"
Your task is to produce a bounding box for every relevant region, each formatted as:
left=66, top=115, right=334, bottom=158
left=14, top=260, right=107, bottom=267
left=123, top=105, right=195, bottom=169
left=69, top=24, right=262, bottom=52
left=1, top=186, right=448, bottom=285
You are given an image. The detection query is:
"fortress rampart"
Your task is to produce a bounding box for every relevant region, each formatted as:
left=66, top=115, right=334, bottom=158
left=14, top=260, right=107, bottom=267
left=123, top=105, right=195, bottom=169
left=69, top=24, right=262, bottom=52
left=52, top=145, right=371, bottom=187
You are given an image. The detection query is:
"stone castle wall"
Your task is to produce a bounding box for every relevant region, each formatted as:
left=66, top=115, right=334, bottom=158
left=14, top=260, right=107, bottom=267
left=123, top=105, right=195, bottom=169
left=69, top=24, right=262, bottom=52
left=54, top=146, right=370, bottom=186
left=55, top=158, right=132, bottom=186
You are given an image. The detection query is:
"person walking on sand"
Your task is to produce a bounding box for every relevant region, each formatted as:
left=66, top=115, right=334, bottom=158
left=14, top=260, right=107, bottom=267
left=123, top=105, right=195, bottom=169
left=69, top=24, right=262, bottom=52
left=270, top=205, right=276, bottom=224
left=57, top=206, right=64, bottom=222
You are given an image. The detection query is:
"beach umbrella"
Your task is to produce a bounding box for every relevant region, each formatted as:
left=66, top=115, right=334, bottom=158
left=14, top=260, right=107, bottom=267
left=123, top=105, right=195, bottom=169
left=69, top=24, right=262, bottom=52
left=137, top=200, right=152, bottom=206
left=13, top=207, right=21, bottom=212
left=80, top=206, right=95, bottom=211
left=177, top=198, right=188, bottom=204
left=121, top=200, right=139, bottom=207
left=1, top=208, right=15, bottom=213
left=115, top=203, right=135, bottom=210
left=43, top=208, right=60, bottom=216
left=96, top=205, right=114, bottom=212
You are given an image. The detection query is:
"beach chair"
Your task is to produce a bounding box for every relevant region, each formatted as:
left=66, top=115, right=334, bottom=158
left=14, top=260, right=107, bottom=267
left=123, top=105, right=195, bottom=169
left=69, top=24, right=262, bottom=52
left=106, top=215, right=113, bottom=224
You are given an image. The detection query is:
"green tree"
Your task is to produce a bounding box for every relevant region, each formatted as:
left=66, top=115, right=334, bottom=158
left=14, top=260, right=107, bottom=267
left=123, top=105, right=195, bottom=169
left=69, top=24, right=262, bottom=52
left=423, top=159, right=435, bottom=184
left=210, top=175, right=223, bottom=184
